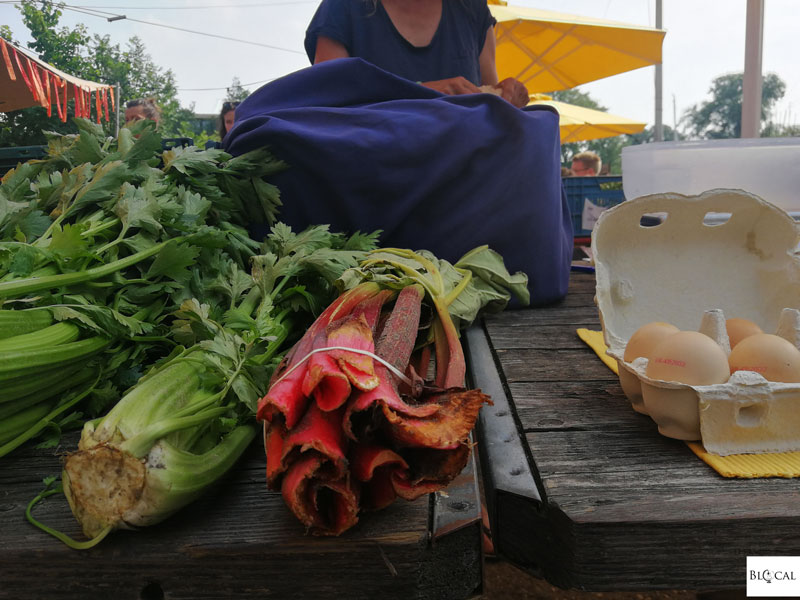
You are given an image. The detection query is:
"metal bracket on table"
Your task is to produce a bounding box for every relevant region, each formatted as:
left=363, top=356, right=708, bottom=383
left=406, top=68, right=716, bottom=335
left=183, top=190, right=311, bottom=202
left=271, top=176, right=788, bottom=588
left=431, top=438, right=481, bottom=543
left=464, top=323, right=541, bottom=505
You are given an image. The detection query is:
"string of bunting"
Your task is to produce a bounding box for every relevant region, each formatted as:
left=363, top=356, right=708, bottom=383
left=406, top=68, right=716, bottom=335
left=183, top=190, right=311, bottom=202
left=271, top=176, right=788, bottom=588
left=0, top=37, right=115, bottom=123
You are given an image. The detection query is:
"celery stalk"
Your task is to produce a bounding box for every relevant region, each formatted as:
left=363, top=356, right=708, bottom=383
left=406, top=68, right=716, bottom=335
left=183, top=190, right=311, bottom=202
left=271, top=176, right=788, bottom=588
left=59, top=345, right=257, bottom=541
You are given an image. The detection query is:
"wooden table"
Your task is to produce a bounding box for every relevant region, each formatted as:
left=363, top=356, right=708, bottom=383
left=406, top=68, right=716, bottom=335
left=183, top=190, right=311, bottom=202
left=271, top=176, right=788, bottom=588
left=0, top=434, right=482, bottom=599
left=468, top=270, right=800, bottom=592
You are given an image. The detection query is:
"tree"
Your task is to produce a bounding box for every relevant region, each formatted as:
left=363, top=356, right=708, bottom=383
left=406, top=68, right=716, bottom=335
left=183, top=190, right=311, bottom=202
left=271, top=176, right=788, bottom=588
left=683, top=72, right=786, bottom=139
left=0, top=1, right=193, bottom=145
left=225, top=77, right=251, bottom=103
left=626, top=124, right=684, bottom=145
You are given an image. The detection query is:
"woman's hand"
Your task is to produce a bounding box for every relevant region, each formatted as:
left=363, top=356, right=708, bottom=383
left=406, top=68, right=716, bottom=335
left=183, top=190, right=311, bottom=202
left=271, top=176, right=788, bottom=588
left=496, top=77, right=529, bottom=108
left=420, top=76, right=482, bottom=96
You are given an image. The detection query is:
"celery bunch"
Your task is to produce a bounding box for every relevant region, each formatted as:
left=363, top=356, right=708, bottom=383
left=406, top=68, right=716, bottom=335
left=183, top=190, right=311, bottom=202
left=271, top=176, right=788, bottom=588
left=0, top=118, right=286, bottom=455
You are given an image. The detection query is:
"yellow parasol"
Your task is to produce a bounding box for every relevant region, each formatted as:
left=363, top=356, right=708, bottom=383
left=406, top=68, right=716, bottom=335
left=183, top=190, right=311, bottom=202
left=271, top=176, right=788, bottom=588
left=1, top=37, right=115, bottom=122
left=528, top=94, right=646, bottom=143
left=489, top=0, right=666, bottom=93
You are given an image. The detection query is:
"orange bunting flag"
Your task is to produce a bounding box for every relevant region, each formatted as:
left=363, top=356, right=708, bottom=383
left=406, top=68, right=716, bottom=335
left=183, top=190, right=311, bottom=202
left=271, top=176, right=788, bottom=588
left=73, top=84, right=82, bottom=118
left=61, top=79, right=68, bottom=122
left=14, top=48, right=35, bottom=97
left=45, top=70, right=52, bottom=117
left=27, top=59, right=47, bottom=107
left=53, top=76, right=65, bottom=121
left=102, top=88, right=109, bottom=121
left=1, top=38, right=15, bottom=81
left=108, top=85, right=115, bottom=114
left=95, top=89, right=102, bottom=123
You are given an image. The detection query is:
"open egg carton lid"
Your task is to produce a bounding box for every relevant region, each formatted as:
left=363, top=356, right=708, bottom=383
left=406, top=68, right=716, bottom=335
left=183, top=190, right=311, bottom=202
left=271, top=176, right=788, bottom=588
left=591, top=189, right=800, bottom=455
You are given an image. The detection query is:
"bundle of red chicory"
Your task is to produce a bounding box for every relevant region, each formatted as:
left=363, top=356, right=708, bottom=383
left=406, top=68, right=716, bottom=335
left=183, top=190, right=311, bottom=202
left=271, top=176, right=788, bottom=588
left=258, top=246, right=529, bottom=535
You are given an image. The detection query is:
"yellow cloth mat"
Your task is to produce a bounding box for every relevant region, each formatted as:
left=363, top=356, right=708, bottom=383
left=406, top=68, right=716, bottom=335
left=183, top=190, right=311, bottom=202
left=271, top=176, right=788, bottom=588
left=576, top=328, right=618, bottom=374
left=577, top=328, right=800, bottom=479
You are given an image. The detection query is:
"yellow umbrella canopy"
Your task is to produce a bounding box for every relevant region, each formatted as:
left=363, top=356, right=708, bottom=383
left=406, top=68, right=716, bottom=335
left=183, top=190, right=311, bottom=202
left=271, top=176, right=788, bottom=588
left=528, top=94, right=646, bottom=143
left=489, top=0, right=666, bottom=93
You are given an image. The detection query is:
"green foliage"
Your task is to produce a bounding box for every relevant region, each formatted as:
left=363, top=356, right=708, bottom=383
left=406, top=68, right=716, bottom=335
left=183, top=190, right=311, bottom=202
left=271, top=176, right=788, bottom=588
left=225, top=77, right=251, bottom=103
left=0, top=119, right=299, bottom=454
left=1, top=1, right=194, bottom=146
left=683, top=72, right=786, bottom=139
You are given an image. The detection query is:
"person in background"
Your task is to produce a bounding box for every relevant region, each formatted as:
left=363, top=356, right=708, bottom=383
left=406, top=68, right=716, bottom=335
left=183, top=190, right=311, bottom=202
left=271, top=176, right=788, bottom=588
left=219, top=101, right=240, bottom=139
left=305, top=0, right=529, bottom=108
left=561, top=166, right=573, bottom=177
left=125, top=98, right=161, bottom=127
left=571, top=151, right=601, bottom=176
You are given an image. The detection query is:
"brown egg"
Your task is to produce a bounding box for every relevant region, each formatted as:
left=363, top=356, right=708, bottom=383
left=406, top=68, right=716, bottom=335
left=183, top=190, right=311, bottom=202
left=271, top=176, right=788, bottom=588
left=728, top=333, right=800, bottom=382
left=725, top=318, right=763, bottom=349
left=624, top=321, right=680, bottom=363
left=645, top=331, right=730, bottom=385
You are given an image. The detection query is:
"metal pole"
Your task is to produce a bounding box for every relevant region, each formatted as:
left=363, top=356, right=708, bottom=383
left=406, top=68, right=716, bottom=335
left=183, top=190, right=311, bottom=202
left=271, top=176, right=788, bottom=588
left=672, top=94, right=677, bottom=140
left=741, top=0, right=764, bottom=138
left=654, top=0, right=663, bottom=141
left=115, top=82, right=121, bottom=137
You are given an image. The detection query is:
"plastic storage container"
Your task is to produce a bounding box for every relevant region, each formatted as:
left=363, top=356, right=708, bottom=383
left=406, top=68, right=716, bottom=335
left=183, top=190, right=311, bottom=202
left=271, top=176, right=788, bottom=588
left=621, top=137, right=800, bottom=214
left=563, top=175, right=626, bottom=239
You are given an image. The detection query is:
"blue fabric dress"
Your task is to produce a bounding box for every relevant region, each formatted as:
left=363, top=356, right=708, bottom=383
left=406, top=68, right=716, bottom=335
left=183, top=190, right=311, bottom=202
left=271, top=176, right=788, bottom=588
left=305, top=0, right=494, bottom=86
left=225, top=59, right=572, bottom=306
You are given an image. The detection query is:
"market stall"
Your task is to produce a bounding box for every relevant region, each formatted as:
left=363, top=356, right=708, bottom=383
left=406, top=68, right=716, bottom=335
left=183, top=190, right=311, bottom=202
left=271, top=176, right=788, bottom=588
left=0, top=37, right=115, bottom=122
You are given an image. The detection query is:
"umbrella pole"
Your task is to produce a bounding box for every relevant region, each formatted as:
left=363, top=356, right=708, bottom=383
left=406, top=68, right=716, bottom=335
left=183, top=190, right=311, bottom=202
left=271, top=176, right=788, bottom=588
left=741, top=0, right=764, bottom=138
left=115, top=82, right=121, bottom=137
left=654, top=0, right=663, bottom=142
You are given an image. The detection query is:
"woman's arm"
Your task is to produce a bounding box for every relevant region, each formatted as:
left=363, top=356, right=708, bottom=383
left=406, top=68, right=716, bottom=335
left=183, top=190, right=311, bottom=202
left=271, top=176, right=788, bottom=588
left=314, top=35, right=351, bottom=63
left=479, top=27, right=500, bottom=87
left=480, top=26, right=529, bottom=108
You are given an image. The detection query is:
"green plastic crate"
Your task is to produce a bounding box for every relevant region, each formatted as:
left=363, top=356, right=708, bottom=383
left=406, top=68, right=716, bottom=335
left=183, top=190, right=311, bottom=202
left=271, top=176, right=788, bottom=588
left=0, top=145, right=47, bottom=177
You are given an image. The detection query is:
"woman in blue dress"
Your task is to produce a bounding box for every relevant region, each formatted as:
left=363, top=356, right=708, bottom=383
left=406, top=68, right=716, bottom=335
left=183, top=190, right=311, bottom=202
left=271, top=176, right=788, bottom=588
left=305, top=0, right=529, bottom=108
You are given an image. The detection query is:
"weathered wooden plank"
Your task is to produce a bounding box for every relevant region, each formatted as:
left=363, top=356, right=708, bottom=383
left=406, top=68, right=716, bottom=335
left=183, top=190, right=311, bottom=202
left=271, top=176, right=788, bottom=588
left=483, top=324, right=601, bottom=350
left=0, top=434, right=482, bottom=600
left=486, top=305, right=601, bottom=329
left=507, top=380, right=644, bottom=431
left=492, top=347, right=617, bottom=383
left=525, top=429, right=800, bottom=515
left=475, top=271, right=800, bottom=592
left=495, top=491, right=798, bottom=592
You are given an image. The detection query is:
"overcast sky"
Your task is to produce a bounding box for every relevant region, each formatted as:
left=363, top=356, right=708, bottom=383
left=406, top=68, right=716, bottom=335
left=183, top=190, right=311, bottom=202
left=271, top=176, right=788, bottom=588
left=1, top=0, right=797, bottom=133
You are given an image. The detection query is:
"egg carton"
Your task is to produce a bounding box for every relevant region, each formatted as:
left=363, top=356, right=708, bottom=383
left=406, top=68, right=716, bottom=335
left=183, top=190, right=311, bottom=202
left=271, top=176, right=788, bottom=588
left=592, top=189, right=800, bottom=456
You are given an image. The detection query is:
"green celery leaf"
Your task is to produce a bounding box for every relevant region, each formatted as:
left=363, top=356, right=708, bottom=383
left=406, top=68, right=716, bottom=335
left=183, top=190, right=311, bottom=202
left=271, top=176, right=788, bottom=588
left=7, top=244, right=37, bottom=276
left=208, top=262, right=253, bottom=305
left=15, top=210, right=52, bottom=241
left=337, top=229, right=382, bottom=252
left=268, top=223, right=333, bottom=256
left=231, top=374, right=261, bottom=414
left=49, top=223, right=90, bottom=260
left=74, top=129, right=105, bottom=165
left=121, top=127, right=162, bottom=165
left=296, top=248, right=369, bottom=284
left=73, top=160, right=129, bottom=213
left=162, top=146, right=226, bottom=176
left=115, top=184, right=163, bottom=234
left=120, top=232, right=159, bottom=254
left=145, top=243, right=201, bottom=282
left=51, top=303, right=152, bottom=337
